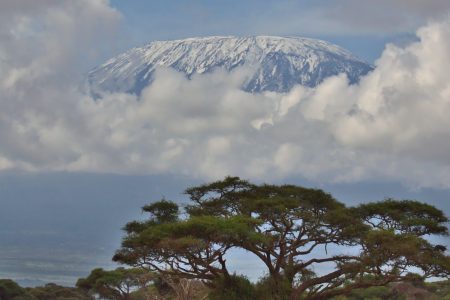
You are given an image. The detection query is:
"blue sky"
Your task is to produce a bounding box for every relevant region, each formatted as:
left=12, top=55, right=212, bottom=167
left=107, top=0, right=426, bottom=62
left=1, top=0, right=450, bottom=287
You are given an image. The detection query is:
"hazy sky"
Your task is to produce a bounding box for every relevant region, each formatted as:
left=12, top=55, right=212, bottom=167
left=108, top=0, right=450, bottom=62
left=1, top=0, right=450, bottom=286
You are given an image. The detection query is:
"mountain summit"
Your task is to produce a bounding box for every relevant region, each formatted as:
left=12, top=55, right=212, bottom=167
left=88, top=36, right=373, bottom=95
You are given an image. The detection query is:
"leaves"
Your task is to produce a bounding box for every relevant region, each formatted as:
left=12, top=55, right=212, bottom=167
left=76, top=267, right=154, bottom=300
left=113, top=177, right=450, bottom=300
left=142, top=199, right=179, bottom=224
left=355, top=199, right=449, bottom=236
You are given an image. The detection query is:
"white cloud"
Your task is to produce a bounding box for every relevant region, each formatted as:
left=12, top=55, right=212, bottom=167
left=1, top=2, right=450, bottom=188
left=332, top=20, right=450, bottom=159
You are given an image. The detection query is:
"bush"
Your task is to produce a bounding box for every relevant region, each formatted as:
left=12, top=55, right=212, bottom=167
left=254, top=275, right=292, bottom=300
left=27, top=283, right=91, bottom=300
left=209, top=274, right=255, bottom=300
left=0, top=279, right=35, bottom=300
left=348, top=286, right=394, bottom=300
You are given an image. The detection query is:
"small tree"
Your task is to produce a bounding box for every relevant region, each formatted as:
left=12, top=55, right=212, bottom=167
left=76, top=267, right=154, bottom=300
left=114, top=177, right=450, bottom=299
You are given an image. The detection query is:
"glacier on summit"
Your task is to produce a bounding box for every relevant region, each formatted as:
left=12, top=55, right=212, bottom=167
left=87, top=36, right=373, bottom=95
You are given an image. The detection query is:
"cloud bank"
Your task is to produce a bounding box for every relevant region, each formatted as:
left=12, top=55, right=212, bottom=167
left=2, top=1, right=450, bottom=188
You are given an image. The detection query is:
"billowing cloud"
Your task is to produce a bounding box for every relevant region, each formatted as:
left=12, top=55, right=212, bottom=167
left=1, top=1, right=450, bottom=188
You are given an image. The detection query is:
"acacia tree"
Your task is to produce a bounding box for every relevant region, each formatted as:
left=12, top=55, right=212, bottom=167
left=76, top=267, right=155, bottom=300
left=113, top=177, right=450, bottom=300
left=114, top=197, right=262, bottom=283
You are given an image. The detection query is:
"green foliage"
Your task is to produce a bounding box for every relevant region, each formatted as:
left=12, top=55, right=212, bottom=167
left=208, top=275, right=255, bottom=300
left=123, top=199, right=179, bottom=235
left=346, top=286, right=395, bottom=300
left=113, top=176, right=450, bottom=300
left=0, top=279, right=35, bottom=300
left=359, top=230, right=450, bottom=279
left=113, top=212, right=263, bottom=281
left=142, top=199, right=179, bottom=224
left=323, top=280, right=450, bottom=300
left=26, top=283, right=91, bottom=300
left=254, top=275, right=293, bottom=300
left=355, top=199, right=449, bottom=236
left=76, top=267, right=154, bottom=300
left=0, top=279, right=93, bottom=300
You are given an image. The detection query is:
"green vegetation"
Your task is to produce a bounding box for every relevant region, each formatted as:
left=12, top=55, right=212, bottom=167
left=426, top=279, right=450, bottom=299
left=2, top=176, right=449, bottom=299
left=0, top=280, right=90, bottom=300
left=209, top=274, right=255, bottom=300
left=2, top=278, right=450, bottom=299
left=26, top=283, right=91, bottom=300
left=76, top=267, right=154, bottom=299
left=113, top=177, right=450, bottom=299
left=0, top=279, right=34, bottom=300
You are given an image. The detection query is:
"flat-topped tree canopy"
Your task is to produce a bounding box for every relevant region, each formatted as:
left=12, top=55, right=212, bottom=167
left=114, top=176, right=450, bottom=300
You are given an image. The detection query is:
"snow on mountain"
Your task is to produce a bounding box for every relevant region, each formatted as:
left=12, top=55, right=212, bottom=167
left=87, top=36, right=373, bottom=95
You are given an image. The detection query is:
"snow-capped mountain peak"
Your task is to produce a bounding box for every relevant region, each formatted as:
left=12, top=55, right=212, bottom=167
left=88, top=36, right=373, bottom=95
